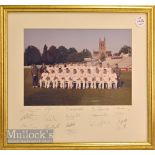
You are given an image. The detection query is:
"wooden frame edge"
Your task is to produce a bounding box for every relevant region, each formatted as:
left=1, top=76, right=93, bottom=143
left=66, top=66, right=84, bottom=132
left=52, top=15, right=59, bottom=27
left=152, top=5, right=155, bottom=150
left=0, top=6, right=4, bottom=150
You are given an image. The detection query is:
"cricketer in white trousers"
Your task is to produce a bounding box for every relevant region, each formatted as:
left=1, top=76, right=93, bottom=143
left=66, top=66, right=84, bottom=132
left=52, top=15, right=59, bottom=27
left=64, top=73, right=72, bottom=89
left=39, top=72, right=49, bottom=88
left=47, top=73, right=55, bottom=88
left=109, top=73, right=118, bottom=89
left=40, top=70, right=118, bottom=89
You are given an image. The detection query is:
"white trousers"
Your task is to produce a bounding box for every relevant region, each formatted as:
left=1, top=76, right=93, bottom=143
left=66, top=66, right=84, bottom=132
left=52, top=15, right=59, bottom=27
left=102, top=81, right=112, bottom=89
left=39, top=79, right=48, bottom=88
left=111, top=80, right=117, bottom=89
left=85, top=80, right=94, bottom=89
left=64, top=80, right=72, bottom=89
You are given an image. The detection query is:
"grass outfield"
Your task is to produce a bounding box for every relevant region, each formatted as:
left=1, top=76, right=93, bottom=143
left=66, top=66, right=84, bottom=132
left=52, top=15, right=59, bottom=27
left=24, top=68, right=131, bottom=106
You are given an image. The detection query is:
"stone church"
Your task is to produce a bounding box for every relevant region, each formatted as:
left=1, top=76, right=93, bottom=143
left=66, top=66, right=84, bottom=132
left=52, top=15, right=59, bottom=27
left=93, top=38, right=107, bottom=60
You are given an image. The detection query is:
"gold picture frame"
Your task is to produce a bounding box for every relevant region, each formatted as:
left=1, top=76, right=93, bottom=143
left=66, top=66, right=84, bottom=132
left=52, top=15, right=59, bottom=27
left=0, top=5, right=154, bottom=150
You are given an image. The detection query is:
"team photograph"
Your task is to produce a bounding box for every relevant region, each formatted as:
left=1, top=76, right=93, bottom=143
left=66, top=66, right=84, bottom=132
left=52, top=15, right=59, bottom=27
left=24, top=29, right=132, bottom=106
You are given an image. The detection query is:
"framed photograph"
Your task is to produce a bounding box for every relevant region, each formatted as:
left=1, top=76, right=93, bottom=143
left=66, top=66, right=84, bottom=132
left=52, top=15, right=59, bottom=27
left=0, top=5, right=154, bottom=149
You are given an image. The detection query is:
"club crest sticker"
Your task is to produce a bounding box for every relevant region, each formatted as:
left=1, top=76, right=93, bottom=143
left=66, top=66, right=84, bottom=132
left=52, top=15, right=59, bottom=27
left=136, top=17, right=145, bottom=27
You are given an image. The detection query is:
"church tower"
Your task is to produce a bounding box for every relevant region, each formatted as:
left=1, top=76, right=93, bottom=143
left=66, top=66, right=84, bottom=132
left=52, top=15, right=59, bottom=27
left=99, top=37, right=106, bottom=58
left=93, top=37, right=107, bottom=60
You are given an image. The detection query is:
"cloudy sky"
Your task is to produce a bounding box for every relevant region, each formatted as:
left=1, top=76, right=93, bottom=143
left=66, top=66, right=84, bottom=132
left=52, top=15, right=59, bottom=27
left=24, top=29, right=132, bottom=53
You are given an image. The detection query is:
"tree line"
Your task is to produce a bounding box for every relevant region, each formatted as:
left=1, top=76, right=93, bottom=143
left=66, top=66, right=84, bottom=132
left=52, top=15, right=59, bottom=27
left=24, top=44, right=132, bottom=66
left=24, top=44, right=92, bottom=66
left=119, top=45, right=132, bottom=55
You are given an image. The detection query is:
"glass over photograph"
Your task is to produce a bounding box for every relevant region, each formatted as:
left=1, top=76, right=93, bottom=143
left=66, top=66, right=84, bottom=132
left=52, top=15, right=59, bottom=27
left=24, top=29, right=132, bottom=106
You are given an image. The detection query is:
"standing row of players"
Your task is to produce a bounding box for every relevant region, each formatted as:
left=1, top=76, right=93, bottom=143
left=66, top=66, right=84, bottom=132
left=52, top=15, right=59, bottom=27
left=36, top=63, right=121, bottom=89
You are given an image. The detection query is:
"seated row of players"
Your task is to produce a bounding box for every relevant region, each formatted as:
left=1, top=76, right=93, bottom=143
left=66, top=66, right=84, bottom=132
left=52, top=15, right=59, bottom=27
left=39, top=63, right=118, bottom=89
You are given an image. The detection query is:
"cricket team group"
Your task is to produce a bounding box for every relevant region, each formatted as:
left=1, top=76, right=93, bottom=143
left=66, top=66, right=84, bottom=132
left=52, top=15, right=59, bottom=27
left=31, top=63, right=121, bottom=89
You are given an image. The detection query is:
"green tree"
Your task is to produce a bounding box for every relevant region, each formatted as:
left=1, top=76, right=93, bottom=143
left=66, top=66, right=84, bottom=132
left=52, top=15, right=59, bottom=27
left=24, top=45, right=42, bottom=66
left=81, top=48, right=92, bottom=58
left=42, top=44, right=48, bottom=64
left=47, top=45, right=57, bottom=64
left=56, top=46, right=68, bottom=63
left=67, top=53, right=78, bottom=62
left=67, top=48, right=92, bottom=63
left=119, top=45, right=132, bottom=55
left=68, top=47, right=78, bottom=54
left=66, top=48, right=78, bottom=62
